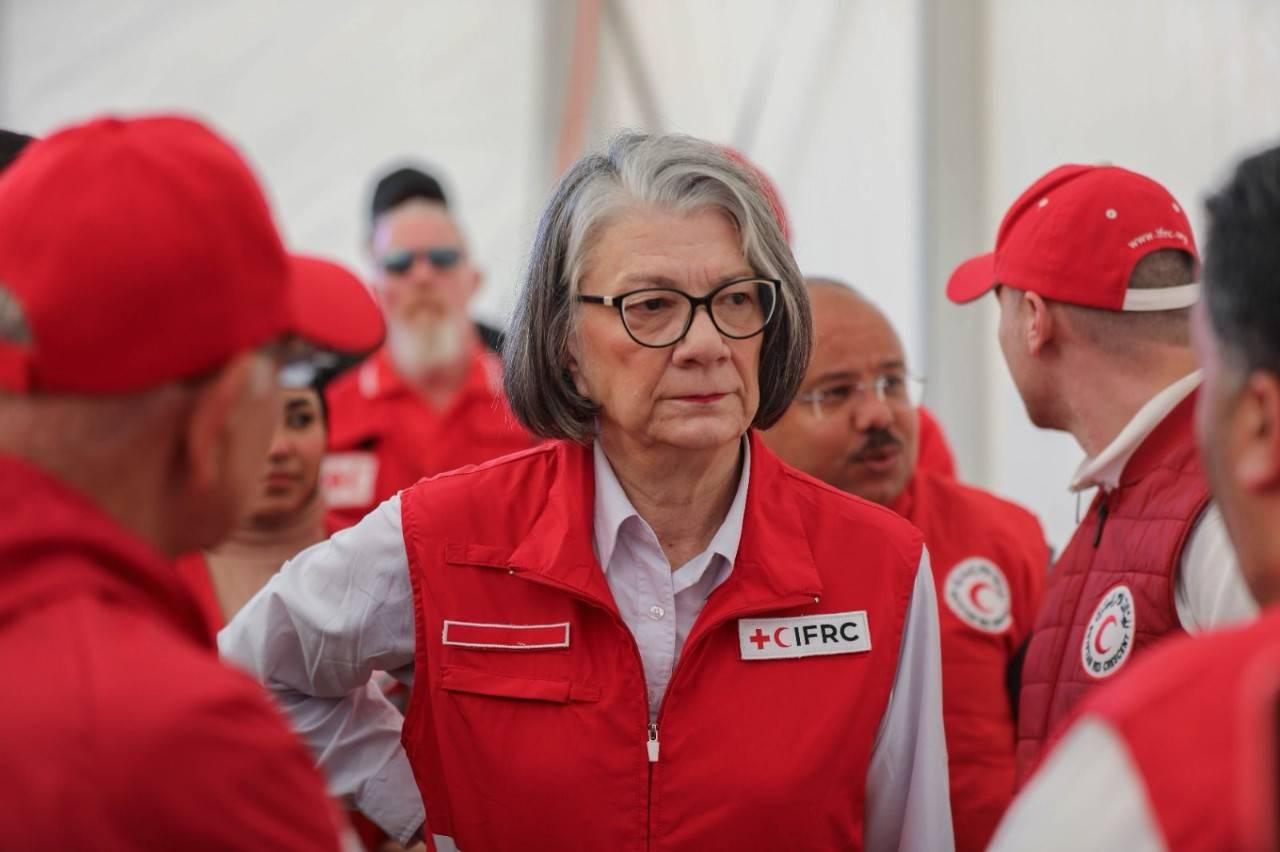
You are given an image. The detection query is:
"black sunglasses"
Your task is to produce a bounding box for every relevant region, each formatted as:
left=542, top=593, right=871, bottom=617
left=379, top=247, right=463, bottom=275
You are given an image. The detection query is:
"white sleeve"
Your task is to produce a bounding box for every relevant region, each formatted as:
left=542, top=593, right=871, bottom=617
left=863, top=547, right=954, bottom=852
left=988, top=719, right=1167, bottom=851
left=1175, top=504, right=1258, bottom=633
left=218, top=495, right=425, bottom=843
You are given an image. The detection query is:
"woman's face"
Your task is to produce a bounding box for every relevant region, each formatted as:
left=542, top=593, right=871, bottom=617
left=245, top=388, right=327, bottom=525
left=568, top=207, right=764, bottom=453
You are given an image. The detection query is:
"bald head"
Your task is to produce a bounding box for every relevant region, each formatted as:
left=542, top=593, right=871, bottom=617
left=761, top=277, right=919, bottom=506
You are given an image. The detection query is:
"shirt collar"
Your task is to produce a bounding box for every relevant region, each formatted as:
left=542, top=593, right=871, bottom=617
left=592, top=437, right=751, bottom=573
left=1069, top=370, right=1202, bottom=493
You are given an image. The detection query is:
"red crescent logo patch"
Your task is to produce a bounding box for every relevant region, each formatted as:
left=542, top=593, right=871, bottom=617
left=943, top=558, right=1012, bottom=634
left=1081, top=585, right=1135, bottom=679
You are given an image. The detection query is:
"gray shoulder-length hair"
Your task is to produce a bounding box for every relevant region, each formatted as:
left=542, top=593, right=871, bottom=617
left=503, top=131, right=812, bottom=443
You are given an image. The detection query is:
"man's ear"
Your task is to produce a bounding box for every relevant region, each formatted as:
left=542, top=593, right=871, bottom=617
left=1236, top=370, right=1280, bottom=492
left=1022, top=291, right=1055, bottom=357
left=181, top=354, right=255, bottom=491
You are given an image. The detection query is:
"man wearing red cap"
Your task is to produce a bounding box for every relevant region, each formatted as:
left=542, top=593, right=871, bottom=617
left=763, top=278, right=1048, bottom=852
left=0, top=115, right=383, bottom=848
left=948, top=164, right=1257, bottom=785
left=989, top=143, right=1280, bottom=852
left=321, top=166, right=536, bottom=532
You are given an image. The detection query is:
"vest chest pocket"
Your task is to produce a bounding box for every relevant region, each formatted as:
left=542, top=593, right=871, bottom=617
left=440, top=664, right=600, bottom=703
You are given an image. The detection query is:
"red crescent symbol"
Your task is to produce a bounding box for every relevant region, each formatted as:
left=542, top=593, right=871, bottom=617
left=773, top=626, right=791, bottom=648
left=968, top=582, right=992, bottom=613
left=1094, top=614, right=1118, bottom=655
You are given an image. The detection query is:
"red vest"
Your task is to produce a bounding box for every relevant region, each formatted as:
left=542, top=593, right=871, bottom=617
left=322, top=346, right=536, bottom=533
left=0, top=454, right=343, bottom=850
left=398, top=435, right=922, bottom=851
left=1084, top=606, right=1280, bottom=851
left=892, top=472, right=1048, bottom=852
left=1016, top=393, right=1210, bottom=782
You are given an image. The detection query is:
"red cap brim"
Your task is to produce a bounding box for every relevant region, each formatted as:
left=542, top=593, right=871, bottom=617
left=286, top=255, right=385, bottom=354
left=946, top=253, right=997, bottom=304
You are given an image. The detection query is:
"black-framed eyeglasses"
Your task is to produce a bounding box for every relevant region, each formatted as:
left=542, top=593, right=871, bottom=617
left=379, top=246, right=463, bottom=275
left=576, top=276, right=780, bottom=348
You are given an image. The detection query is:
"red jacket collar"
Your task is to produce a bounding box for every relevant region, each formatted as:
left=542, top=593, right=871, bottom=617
left=0, top=453, right=212, bottom=647
left=507, top=432, right=823, bottom=609
left=1119, top=389, right=1200, bottom=487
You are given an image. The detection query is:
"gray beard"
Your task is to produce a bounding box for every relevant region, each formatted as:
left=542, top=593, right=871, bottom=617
left=386, top=315, right=467, bottom=376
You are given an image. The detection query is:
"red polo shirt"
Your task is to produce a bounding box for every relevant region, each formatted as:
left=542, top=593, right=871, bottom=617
left=322, top=345, right=536, bottom=532
left=0, top=453, right=343, bottom=850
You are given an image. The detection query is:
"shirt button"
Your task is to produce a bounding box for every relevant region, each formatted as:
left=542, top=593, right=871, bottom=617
left=649, top=605, right=665, bottom=620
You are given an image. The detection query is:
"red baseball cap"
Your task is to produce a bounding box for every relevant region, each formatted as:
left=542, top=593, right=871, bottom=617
left=947, top=164, right=1200, bottom=312
left=0, top=114, right=383, bottom=393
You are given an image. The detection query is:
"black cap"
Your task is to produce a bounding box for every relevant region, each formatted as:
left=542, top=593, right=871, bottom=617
left=370, top=165, right=449, bottom=225
left=0, top=130, right=35, bottom=174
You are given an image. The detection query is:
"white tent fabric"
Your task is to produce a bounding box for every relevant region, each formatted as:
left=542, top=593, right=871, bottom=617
left=3, top=0, right=1280, bottom=549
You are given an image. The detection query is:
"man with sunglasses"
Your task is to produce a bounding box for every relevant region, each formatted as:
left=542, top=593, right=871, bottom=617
left=0, top=115, right=383, bottom=848
left=322, top=166, right=536, bottom=532
left=762, top=277, right=1049, bottom=852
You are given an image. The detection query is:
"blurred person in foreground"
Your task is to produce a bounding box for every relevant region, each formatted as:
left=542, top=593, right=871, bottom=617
left=0, top=115, right=381, bottom=850
left=947, top=163, right=1258, bottom=785
left=177, top=343, right=340, bottom=635
left=989, top=143, right=1280, bottom=852
left=322, top=165, right=535, bottom=531
left=762, top=277, right=1048, bottom=851
left=223, top=132, right=953, bottom=851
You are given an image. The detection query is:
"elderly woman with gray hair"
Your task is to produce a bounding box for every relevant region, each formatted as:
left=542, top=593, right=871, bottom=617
left=222, top=133, right=952, bottom=851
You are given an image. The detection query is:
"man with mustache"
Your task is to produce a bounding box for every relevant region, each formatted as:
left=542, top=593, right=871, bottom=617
left=947, top=164, right=1258, bottom=790
left=761, top=278, right=1049, bottom=852
left=322, top=166, right=536, bottom=532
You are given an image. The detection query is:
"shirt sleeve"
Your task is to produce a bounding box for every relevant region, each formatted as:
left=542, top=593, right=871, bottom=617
left=218, top=494, right=425, bottom=843
left=987, top=719, right=1167, bottom=852
left=1175, top=503, right=1258, bottom=633
left=862, top=547, right=954, bottom=852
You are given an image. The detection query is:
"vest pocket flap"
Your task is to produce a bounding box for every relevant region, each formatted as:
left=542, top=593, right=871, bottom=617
left=440, top=664, right=601, bottom=703
left=443, top=543, right=515, bottom=570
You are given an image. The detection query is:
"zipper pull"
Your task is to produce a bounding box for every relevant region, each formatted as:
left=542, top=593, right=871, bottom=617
left=1093, top=497, right=1110, bottom=548
left=646, top=722, right=660, bottom=763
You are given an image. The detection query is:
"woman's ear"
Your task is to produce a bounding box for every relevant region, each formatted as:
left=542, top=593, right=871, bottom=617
left=564, top=337, right=592, bottom=400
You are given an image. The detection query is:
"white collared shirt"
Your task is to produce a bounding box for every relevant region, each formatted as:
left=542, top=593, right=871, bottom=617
left=592, top=440, right=747, bottom=720
left=1068, top=371, right=1256, bottom=632
left=991, top=373, right=1260, bottom=850
left=220, top=440, right=953, bottom=851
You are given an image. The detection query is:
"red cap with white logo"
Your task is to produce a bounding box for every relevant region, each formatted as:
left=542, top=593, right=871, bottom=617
left=0, top=114, right=384, bottom=393
left=946, top=164, right=1200, bottom=312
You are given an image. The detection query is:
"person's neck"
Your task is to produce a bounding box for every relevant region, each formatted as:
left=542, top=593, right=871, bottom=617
left=1062, top=348, right=1199, bottom=458
left=599, top=429, right=744, bottom=571
left=204, top=493, right=326, bottom=622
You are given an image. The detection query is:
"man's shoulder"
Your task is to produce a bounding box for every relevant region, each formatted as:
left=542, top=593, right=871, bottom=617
left=916, top=471, right=1046, bottom=538
left=776, top=461, right=926, bottom=557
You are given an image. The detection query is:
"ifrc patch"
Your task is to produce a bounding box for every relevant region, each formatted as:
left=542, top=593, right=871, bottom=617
left=943, top=557, right=1013, bottom=634
left=320, top=451, right=379, bottom=509
left=738, top=611, right=871, bottom=660
left=442, top=620, right=570, bottom=650
left=1081, top=585, right=1135, bottom=679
